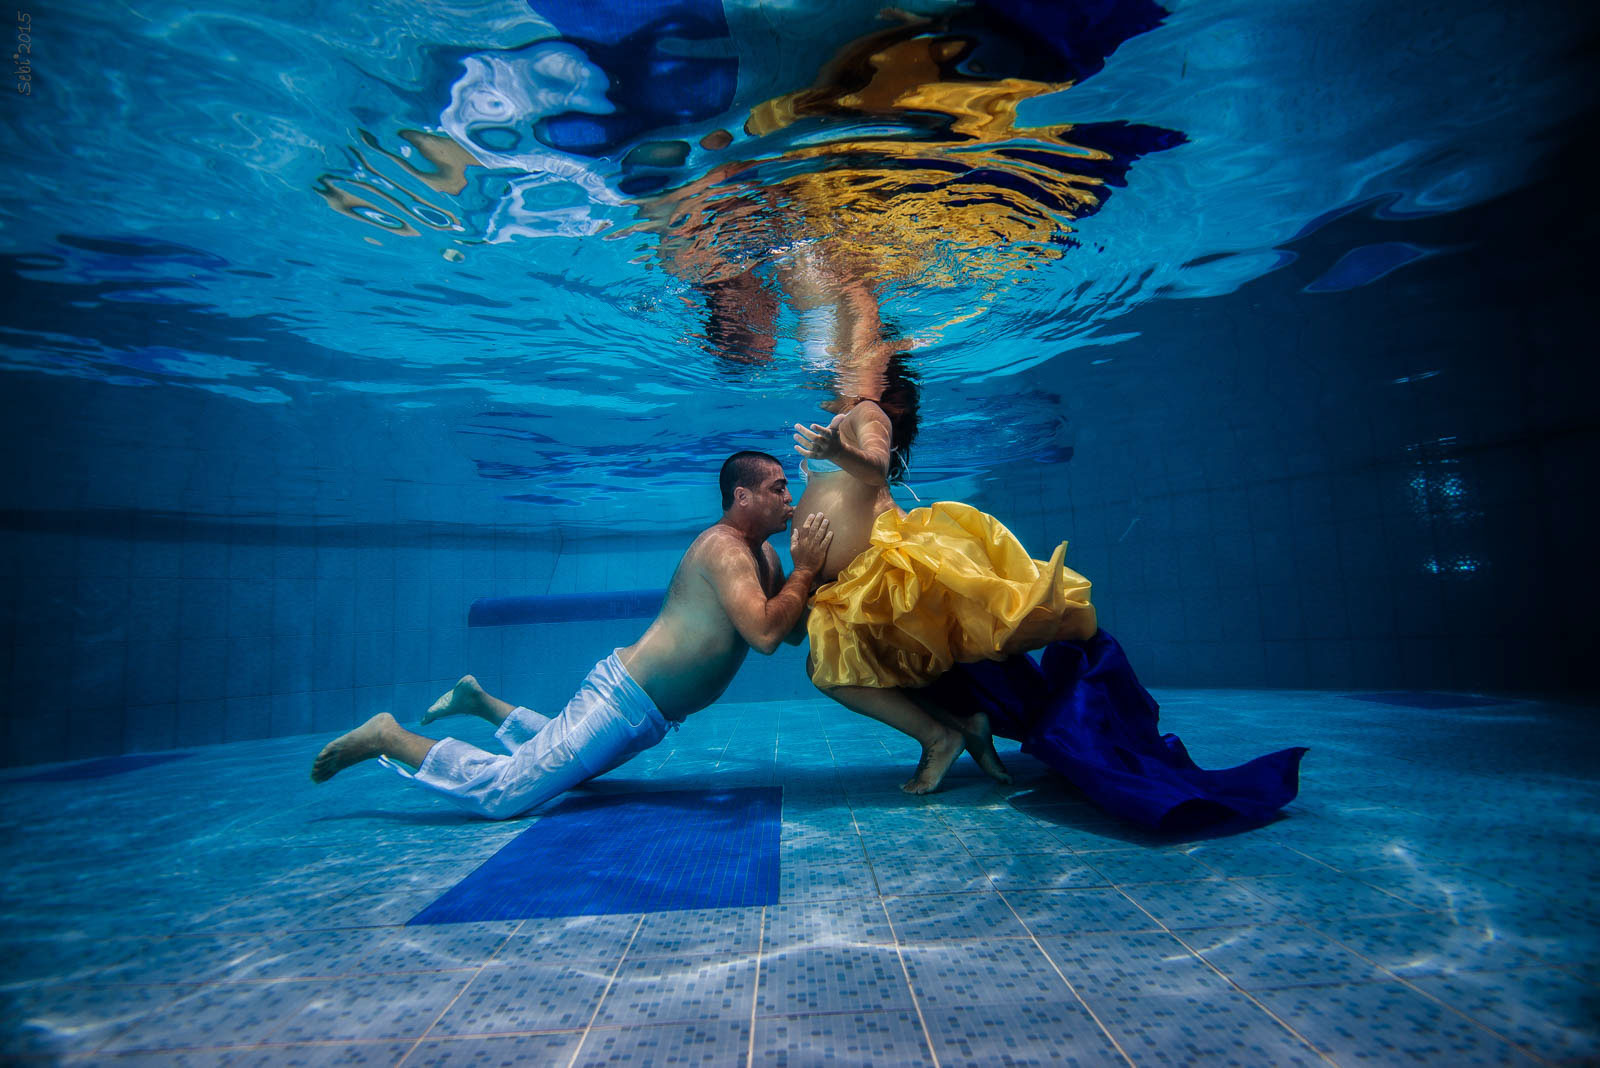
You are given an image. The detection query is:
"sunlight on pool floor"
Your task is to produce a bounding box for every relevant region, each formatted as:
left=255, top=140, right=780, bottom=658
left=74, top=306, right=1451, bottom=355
left=1, top=690, right=1595, bottom=1065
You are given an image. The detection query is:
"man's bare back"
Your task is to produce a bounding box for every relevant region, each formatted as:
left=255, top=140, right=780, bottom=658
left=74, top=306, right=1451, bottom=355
left=619, top=522, right=796, bottom=719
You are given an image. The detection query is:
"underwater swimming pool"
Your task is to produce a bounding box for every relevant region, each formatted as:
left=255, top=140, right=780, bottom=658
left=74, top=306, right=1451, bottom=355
left=4, top=689, right=1598, bottom=1062
left=1, top=0, right=1596, bottom=1062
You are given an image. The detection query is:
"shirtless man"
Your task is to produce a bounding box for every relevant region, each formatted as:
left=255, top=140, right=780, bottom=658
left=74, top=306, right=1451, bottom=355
left=310, top=451, right=832, bottom=820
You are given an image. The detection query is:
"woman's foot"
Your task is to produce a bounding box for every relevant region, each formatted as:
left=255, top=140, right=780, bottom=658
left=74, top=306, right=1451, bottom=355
left=423, top=675, right=493, bottom=726
left=311, top=713, right=398, bottom=783
left=902, top=727, right=964, bottom=794
left=962, top=711, right=1013, bottom=784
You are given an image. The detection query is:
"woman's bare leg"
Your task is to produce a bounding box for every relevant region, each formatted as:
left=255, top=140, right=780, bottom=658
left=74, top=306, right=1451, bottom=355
left=422, top=675, right=515, bottom=727
left=906, top=691, right=1012, bottom=785
left=311, top=713, right=438, bottom=782
left=816, top=682, right=964, bottom=794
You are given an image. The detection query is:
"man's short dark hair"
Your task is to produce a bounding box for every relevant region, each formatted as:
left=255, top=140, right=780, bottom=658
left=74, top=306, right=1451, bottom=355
left=720, top=450, right=781, bottom=510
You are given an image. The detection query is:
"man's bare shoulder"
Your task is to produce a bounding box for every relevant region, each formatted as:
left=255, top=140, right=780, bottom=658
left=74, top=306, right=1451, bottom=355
left=681, top=523, right=751, bottom=572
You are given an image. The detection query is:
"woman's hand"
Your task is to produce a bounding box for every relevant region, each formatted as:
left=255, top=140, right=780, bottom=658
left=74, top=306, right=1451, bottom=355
left=793, top=421, right=843, bottom=460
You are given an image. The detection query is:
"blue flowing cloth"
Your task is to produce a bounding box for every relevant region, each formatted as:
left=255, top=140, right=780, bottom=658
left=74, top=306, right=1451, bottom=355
left=921, top=632, right=1308, bottom=831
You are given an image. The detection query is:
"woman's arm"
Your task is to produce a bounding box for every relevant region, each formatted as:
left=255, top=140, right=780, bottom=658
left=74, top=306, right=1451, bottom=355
left=793, top=401, right=893, bottom=487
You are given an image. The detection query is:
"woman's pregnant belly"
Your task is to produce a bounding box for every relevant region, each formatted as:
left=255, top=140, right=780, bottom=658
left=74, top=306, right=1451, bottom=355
left=794, top=476, right=900, bottom=583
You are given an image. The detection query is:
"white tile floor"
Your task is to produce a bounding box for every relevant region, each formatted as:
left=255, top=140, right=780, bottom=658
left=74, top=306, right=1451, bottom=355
left=1, top=689, right=1596, bottom=1065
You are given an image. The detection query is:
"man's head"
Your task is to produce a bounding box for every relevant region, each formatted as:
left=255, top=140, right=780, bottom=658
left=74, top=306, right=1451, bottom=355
left=719, top=450, right=792, bottom=535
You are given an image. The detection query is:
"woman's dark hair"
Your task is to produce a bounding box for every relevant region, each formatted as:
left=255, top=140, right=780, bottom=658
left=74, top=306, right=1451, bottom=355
left=872, top=352, right=920, bottom=483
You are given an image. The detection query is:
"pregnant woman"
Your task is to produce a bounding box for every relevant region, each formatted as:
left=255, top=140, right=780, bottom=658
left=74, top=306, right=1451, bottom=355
left=793, top=352, right=1306, bottom=827
left=792, top=353, right=1099, bottom=793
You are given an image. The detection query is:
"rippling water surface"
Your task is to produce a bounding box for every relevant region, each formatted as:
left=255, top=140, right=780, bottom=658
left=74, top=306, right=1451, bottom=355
left=0, top=0, right=1591, bottom=528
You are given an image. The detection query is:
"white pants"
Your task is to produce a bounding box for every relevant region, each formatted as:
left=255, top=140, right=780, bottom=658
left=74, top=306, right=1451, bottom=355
left=383, top=651, right=670, bottom=820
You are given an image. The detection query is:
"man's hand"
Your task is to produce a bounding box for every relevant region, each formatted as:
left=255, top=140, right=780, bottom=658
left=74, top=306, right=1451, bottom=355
left=794, top=422, right=843, bottom=462
left=790, top=512, right=833, bottom=576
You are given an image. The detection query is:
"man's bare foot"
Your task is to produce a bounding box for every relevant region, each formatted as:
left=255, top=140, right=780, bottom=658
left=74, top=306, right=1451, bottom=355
left=963, top=711, right=1013, bottom=785
left=311, top=713, right=397, bottom=783
left=422, top=675, right=491, bottom=727
left=901, top=727, right=964, bottom=795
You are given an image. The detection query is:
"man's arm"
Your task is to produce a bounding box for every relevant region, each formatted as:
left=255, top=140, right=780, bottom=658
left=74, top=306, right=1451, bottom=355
left=763, top=543, right=811, bottom=646
left=783, top=606, right=810, bottom=645
left=704, top=516, right=831, bottom=655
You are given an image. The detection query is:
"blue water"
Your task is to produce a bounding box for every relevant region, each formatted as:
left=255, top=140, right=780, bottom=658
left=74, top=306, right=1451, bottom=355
left=1, top=0, right=1592, bottom=529
left=0, top=1, right=1596, bottom=1062
left=2, top=0, right=1593, bottom=723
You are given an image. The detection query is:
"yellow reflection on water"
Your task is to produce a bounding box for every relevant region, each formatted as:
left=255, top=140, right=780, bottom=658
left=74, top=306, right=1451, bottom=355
left=316, top=14, right=1149, bottom=294
left=631, top=16, right=1118, bottom=287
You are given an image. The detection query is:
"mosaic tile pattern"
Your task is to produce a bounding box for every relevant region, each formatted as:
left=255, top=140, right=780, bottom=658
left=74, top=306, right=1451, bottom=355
left=409, top=787, right=780, bottom=923
left=575, top=1017, right=750, bottom=1066
left=924, top=1002, right=1124, bottom=1067
left=1184, top=923, right=1387, bottom=990
left=902, top=940, right=1076, bottom=1009
left=1036, top=930, right=1231, bottom=998
left=407, top=1033, right=583, bottom=1066
left=1080, top=985, right=1327, bottom=1066
left=429, top=963, right=610, bottom=1035
left=593, top=953, right=757, bottom=1027
left=1255, top=981, right=1537, bottom=1065
left=760, top=900, right=894, bottom=951
left=3, top=691, right=1598, bottom=1064
left=754, top=1009, right=933, bottom=1065
left=758, top=944, right=914, bottom=1016
left=975, top=851, right=1108, bottom=891
left=1408, top=967, right=1600, bottom=1062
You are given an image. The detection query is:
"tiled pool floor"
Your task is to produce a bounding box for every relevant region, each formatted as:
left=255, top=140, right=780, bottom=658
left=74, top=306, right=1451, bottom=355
left=2, top=690, right=1596, bottom=1065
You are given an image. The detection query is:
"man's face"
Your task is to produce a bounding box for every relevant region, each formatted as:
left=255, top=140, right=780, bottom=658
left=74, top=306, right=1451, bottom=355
left=748, top=465, right=794, bottom=534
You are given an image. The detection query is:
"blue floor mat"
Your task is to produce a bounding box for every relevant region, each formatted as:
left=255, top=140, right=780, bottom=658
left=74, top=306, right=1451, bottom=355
left=7, top=752, right=193, bottom=783
left=409, top=787, right=782, bottom=924
left=1345, top=691, right=1507, bottom=710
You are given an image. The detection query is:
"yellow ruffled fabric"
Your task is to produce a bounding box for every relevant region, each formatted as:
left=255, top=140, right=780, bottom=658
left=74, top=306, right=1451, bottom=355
left=807, top=501, right=1098, bottom=689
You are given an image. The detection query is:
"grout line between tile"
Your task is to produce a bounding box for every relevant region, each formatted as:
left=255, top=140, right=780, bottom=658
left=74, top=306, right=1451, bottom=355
left=876, top=896, right=942, bottom=1068
left=93, top=1037, right=492, bottom=1059
left=933, top=805, right=1137, bottom=1068
left=395, top=920, right=521, bottom=1065
left=832, top=730, right=943, bottom=1066
left=1000, top=898, right=1139, bottom=1067
left=1300, top=921, right=1563, bottom=1066
left=564, top=913, right=645, bottom=1068
left=745, top=906, right=766, bottom=1067
left=1101, top=882, right=1341, bottom=1066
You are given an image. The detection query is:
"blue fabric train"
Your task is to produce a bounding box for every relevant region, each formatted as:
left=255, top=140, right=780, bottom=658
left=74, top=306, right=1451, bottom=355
left=922, top=632, right=1308, bottom=831
left=526, top=0, right=737, bottom=157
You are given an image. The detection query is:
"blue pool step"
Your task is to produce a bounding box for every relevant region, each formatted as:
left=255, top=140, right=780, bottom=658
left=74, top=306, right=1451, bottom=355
left=468, top=589, right=666, bottom=626
left=6, top=752, right=193, bottom=783
left=1345, top=692, right=1507, bottom=710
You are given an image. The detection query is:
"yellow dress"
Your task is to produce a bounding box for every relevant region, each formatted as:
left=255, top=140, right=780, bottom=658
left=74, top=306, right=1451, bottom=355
left=807, top=501, right=1098, bottom=689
